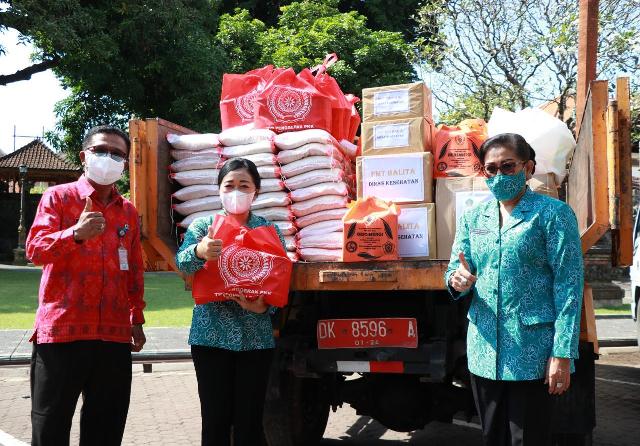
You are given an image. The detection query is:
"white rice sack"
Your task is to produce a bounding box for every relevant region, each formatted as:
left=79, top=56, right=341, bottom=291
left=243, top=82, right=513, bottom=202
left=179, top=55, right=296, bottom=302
left=283, top=236, right=297, bottom=252
left=297, top=232, right=343, bottom=250
left=221, top=140, right=275, bottom=158
left=251, top=192, right=291, bottom=210
left=172, top=196, right=222, bottom=216
left=284, top=169, right=345, bottom=191
left=171, top=148, right=221, bottom=161
left=258, top=165, right=281, bottom=179
left=253, top=207, right=294, bottom=221
left=291, top=195, right=349, bottom=218
left=172, top=185, right=219, bottom=201
left=287, top=251, right=299, bottom=262
left=298, top=248, right=342, bottom=262
left=219, top=124, right=275, bottom=146
left=295, top=207, right=348, bottom=228
left=177, top=210, right=216, bottom=228
left=275, top=129, right=335, bottom=150
left=276, top=143, right=345, bottom=165
left=260, top=178, right=286, bottom=193
left=167, top=133, right=219, bottom=150
left=281, top=156, right=345, bottom=178
left=297, top=219, right=343, bottom=239
left=290, top=182, right=348, bottom=203
left=170, top=157, right=223, bottom=172
left=228, top=152, right=277, bottom=167
left=170, top=169, right=220, bottom=186
left=272, top=221, right=297, bottom=236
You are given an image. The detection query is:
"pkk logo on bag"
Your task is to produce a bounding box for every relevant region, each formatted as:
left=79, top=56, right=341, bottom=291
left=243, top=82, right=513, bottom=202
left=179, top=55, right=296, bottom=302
left=218, top=244, right=274, bottom=287
left=234, top=85, right=263, bottom=121
left=267, top=86, right=312, bottom=122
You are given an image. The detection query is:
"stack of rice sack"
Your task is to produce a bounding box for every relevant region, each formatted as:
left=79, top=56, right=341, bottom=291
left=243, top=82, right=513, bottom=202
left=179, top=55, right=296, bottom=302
left=167, top=133, right=224, bottom=228
left=275, top=129, right=356, bottom=262
left=218, top=124, right=298, bottom=260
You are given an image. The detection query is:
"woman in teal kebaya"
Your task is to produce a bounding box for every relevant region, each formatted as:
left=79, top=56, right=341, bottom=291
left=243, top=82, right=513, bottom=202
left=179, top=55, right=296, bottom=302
left=175, top=158, right=285, bottom=446
left=445, top=133, right=583, bottom=446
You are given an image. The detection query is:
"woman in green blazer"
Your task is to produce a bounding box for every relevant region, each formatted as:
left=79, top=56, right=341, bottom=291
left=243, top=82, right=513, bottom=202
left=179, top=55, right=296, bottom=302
left=445, top=133, right=583, bottom=446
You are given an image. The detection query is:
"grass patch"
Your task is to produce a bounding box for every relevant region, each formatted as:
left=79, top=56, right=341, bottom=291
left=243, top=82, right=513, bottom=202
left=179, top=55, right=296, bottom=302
left=0, top=270, right=193, bottom=329
left=594, top=304, right=632, bottom=315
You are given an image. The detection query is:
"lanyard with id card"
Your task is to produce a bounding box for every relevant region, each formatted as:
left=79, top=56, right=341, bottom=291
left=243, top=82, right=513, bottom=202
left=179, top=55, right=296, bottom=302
left=117, top=224, right=130, bottom=271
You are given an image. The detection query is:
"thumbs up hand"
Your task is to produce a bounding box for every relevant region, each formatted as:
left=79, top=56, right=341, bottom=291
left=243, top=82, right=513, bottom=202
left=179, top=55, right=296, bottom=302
left=73, top=197, right=106, bottom=241
left=195, top=225, right=223, bottom=261
left=450, top=252, right=477, bottom=292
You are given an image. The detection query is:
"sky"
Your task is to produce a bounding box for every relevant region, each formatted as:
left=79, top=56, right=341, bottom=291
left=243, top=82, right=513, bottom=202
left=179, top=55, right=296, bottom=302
left=0, top=28, right=69, bottom=155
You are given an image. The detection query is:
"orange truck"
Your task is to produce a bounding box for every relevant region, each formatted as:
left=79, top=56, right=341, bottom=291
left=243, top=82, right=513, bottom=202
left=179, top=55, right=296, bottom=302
left=127, top=77, right=632, bottom=445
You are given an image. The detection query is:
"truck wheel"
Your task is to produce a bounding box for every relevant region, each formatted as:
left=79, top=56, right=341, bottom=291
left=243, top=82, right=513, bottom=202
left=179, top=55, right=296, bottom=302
left=263, top=372, right=330, bottom=446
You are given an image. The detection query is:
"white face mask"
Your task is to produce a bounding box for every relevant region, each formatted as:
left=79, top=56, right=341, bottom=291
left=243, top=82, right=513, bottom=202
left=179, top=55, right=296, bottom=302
left=221, top=190, right=255, bottom=214
left=84, top=151, right=125, bottom=185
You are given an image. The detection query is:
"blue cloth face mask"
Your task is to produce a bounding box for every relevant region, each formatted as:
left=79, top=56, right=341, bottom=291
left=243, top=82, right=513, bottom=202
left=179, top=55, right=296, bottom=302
left=485, top=170, right=526, bottom=201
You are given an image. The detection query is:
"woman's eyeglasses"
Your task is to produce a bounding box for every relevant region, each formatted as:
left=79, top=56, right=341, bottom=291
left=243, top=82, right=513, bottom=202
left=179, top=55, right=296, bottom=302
left=482, top=160, right=527, bottom=177
left=86, top=145, right=127, bottom=163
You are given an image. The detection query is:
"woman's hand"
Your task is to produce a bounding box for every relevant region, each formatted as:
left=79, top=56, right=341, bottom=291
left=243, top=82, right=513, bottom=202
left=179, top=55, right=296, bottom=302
left=228, top=294, right=269, bottom=314
left=545, top=357, right=571, bottom=395
left=196, top=225, right=223, bottom=261
left=449, top=252, right=477, bottom=292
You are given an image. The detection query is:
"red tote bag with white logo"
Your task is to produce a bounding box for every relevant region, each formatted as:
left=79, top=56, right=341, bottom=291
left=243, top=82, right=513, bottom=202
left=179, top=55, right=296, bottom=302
left=253, top=68, right=333, bottom=134
left=219, top=65, right=283, bottom=130
left=192, top=215, right=293, bottom=307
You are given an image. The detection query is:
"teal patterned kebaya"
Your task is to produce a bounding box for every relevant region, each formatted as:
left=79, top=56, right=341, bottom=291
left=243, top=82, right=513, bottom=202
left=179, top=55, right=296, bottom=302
left=175, top=212, right=286, bottom=351
left=445, top=187, right=584, bottom=381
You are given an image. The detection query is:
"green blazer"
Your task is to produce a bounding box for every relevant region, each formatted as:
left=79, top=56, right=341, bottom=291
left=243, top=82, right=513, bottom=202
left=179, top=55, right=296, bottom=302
left=445, top=188, right=584, bottom=381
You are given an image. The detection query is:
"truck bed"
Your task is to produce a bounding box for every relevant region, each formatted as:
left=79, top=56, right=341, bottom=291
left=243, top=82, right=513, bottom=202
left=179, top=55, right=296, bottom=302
left=290, top=259, right=448, bottom=291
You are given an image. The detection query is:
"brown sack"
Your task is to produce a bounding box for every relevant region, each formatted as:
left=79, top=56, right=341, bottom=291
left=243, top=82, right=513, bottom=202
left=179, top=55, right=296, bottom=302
left=342, top=197, right=399, bottom=262
left=433, top=125, right=486, bottom=178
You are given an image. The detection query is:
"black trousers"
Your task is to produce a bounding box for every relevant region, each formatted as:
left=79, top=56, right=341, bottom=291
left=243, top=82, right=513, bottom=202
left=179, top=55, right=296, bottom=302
left=470, top=373, right=553, bottom=446
left=191, top=345, right=274, bottom=446
left=31, top=340, right=132, bottom=446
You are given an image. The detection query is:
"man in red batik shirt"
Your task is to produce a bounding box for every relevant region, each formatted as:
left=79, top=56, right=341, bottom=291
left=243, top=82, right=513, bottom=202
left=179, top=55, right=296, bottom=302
left=26, top=125, right=146, bottom=446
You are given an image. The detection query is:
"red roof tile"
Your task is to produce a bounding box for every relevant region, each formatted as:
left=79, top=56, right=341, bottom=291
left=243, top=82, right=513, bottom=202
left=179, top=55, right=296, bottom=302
left=0, top=139, right=81, bottom=172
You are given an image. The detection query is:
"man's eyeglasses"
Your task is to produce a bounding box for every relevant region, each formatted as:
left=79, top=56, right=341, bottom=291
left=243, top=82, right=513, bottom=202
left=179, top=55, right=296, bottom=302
left=482, top=160, right=527, bottom=177
left=86, top=145, right=127, bottom=163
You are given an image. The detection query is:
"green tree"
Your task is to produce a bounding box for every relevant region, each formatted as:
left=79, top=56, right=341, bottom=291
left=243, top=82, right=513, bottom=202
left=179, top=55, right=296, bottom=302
left=2, top=0, right=226, bottom=159
left=218, top=0, right=416, bottom=95
left=219, top=0, right=433, bottom=40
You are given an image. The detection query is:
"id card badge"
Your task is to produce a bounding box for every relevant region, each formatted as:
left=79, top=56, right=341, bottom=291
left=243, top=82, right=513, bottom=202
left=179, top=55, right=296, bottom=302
left=118, top=246, right=129, bottom=271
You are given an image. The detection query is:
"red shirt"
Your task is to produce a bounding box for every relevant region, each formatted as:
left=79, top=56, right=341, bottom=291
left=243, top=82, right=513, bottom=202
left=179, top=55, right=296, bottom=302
left=26, top=175, right=145, bottom=344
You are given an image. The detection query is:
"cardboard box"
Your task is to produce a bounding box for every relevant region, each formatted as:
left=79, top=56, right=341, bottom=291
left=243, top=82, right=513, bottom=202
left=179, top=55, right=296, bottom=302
left=362, top=82, right=433, bottom=122
left=435, top=178, right=492, bottom=260
left=529, top=173, right=559, bottom=199
left=357, top=152, right=434, bottom=204
left=435, top=174, right=561, bottom=259
left=361, top=117, right=434, bottom=156
left=397, top=203, right=437, bottom=260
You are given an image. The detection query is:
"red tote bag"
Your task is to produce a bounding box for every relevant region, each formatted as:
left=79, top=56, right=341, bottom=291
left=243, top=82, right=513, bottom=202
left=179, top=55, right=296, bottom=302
left=219, top=65, right=281, bottom=130
left=253, top=68, right=333, bottom=133
left=192, top=215, right=293, bottom=307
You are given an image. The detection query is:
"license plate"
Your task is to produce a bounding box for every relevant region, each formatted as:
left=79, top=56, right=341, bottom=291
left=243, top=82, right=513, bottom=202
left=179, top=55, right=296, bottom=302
left=317, top=318, right=418, bottom=349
